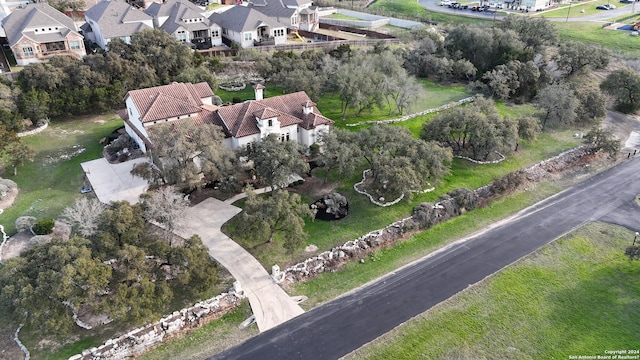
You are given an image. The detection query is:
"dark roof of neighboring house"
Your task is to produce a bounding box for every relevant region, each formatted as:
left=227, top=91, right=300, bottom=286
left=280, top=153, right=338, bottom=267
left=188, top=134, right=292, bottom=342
left=1, top=3, right=80, bottom=47
left=214, top=91, right=333, bottom=138
left=84, top=0, right=153, bottom=39
left=126, top=82, right=214, bottom=124
left=247, top=0, right=296, bottom=20
left=146, top=0, right=206, bottom=18
left=209, top=5, right=282, bottom=33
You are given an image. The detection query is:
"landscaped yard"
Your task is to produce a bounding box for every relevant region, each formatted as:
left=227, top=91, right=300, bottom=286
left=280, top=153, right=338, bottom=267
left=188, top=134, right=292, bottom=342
left=344, top=222, right=640, bottom=359
left=0, top=115, right=123, bottom=235
left=227, top=124, right=581, bottom=270
left=317, top=79, right=472, bottom=126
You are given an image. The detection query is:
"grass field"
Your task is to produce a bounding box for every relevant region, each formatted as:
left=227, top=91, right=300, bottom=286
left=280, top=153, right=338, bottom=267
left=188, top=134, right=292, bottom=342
left=345, top=222, right=640, bottom=359
left=0, top=115, right=123, bottom=235
left=535, top=0, right=619, bottom=18
left=318, top=79, right=471, bottom=126
left=368, top=0, right=491, bottom=24
left=553, top=21, right=640, bottom=58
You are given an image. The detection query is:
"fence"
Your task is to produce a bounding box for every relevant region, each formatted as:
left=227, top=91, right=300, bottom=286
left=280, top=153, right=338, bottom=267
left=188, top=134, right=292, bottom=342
left=249, top=38, right=401, bottom=53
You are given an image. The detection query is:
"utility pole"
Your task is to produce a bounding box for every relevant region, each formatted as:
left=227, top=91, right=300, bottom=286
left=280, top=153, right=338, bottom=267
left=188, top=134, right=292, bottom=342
left=565, top=0, right=572, bottom=22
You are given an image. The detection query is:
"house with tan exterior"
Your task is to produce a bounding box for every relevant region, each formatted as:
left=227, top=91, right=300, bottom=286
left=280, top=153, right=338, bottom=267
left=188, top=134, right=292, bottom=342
left=120, top=82, right=332, bottom=153
left=1, top=3, right=86, bottom=66
left=83, top=0, right=154, bottom=49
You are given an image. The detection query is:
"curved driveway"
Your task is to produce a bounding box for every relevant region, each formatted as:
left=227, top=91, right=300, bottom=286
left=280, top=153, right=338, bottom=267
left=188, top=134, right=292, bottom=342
left=176, top=198, right=304, bottom=332
left=211, top=157, right=640, bottom=359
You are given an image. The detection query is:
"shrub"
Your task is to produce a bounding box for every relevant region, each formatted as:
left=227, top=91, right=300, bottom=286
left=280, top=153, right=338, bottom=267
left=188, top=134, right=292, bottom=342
left=232, top=97, right=242, bottom=104
left=15, top=216, right=37, bottom=232
left=32, top=218, right=55, bottom=235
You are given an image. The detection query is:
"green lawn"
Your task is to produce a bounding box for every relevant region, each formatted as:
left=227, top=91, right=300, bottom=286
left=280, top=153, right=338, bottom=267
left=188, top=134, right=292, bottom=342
left=227, top=126, right=581, bottom=269
left=535, top=0, right=619, bottom=18
left=345, top=222, right=640, bottom=359
left=317, top=79, right=471, bottom=126
left=0, top=115, right=123, bottom=235
left=553, top=21, right=640, bottom=58
left=368, top=0, right=491, bottom=24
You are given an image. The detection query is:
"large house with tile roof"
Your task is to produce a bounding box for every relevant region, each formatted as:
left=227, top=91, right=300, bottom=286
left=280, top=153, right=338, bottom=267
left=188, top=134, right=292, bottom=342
left=145, top=0, right=222, bottom=47
left=121, top=82, right=333, bottom=153
left=1, top=2, right=86, bottom=66
left=83, top=0, right=154, bottom=49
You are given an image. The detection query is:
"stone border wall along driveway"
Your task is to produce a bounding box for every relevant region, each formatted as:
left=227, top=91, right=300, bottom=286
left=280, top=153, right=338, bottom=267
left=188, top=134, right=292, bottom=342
left=70, top=291, right=245, bottom=360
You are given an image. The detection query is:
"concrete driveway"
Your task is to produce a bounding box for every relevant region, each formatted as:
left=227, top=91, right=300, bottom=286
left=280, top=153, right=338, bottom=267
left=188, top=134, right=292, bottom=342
left=175, top=198, right=305, bottom=332
left=81, top=157, right=148, bottom=204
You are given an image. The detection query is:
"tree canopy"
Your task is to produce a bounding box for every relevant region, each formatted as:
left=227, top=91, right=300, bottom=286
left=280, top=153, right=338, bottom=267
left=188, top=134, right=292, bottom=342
left=600, top=68, right=640, bottom=113
left=233, top=189, right=314, bottom=254
left=131, top=123, right=235, bottom=190
left=240, top=134, right=309, bottom=191
left=354, top=125, right=452, bottom=200
left=1, top=201, right=219, bottom=334
left=421, top=97, right=525, bottom=160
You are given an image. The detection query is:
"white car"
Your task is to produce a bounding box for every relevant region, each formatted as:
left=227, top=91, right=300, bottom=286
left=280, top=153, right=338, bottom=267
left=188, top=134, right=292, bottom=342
left=440, top=0, right=453, bottom=5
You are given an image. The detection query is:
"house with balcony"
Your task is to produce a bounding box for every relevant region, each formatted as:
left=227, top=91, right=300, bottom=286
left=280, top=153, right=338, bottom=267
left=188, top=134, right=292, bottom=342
left=145, top=0, right=222, bottom=48
left=83, top=0, right=154, bottom=49
left=121, top=82, right=333, bottom=153
left=1, top=2, right=86, bottom=66
left=209, top=5, right=286, bottom=48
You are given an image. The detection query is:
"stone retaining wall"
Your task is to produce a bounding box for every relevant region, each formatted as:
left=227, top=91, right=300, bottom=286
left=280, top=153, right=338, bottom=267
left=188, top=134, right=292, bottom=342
left=273, top=146, right=592, bottom=285
left=346, top=96, right=476, bottom=127
left=17, top=122, right=48, bottom=137
left=69, top=290, right=245, bottom=360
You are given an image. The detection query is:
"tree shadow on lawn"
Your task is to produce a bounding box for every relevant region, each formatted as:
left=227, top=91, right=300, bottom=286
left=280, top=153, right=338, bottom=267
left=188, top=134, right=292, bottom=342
left=543, top=263, right=640, bottom=357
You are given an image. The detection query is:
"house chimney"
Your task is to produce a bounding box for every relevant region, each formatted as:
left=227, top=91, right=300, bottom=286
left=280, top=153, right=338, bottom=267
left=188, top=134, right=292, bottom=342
left=303, top=100, right=315, bottom=115
left=254, top=83, right=265, bottom=101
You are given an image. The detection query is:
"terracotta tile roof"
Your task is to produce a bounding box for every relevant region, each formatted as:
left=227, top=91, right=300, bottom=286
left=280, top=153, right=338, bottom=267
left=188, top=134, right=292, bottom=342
left=215, top=91, right=333, bottom=137
left=127, top=82, right=213, bottom=124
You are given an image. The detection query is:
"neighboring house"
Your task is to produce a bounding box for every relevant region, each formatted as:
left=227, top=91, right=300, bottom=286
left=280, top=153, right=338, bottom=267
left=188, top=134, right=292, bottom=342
left=145, top=0, right=222, bottom=48
left=250, top=0, right=318, bottom=31
left=209, top=0, right=319, bottom=48
left=83, top=0, right=154, bottom=49
left=209, top=5, right=287, bottom=48
left=1, top=3, right=86, bottom=66
left=121, top=82, right=333, bottom=153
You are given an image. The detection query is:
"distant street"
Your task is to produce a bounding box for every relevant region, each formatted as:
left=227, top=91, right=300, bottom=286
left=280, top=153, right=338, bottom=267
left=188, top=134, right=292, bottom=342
left=417, top=0, right=639, bottom=22
left=211, top=157, right=640, bottom=360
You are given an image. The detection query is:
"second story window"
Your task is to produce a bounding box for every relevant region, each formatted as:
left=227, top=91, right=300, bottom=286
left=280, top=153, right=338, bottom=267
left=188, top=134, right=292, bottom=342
left=268, top=119, right=273, bottom=127
left=22, top=47, right=34, bottom=57
left=244, top=32, right=252, bottom=41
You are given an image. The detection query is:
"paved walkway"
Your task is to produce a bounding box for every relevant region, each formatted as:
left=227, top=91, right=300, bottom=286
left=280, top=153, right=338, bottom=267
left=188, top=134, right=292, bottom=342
left=175, top=198, right=304, bottom=332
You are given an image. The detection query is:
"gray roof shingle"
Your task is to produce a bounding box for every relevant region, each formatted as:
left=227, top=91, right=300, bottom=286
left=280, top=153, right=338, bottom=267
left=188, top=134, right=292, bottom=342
left=84, top=0, right=153, bottom=39
left=1, top=3, right=80, bottom=47
left=146, top=0, right=216, bottom=35
left=209, top=5, right=282, bottom=33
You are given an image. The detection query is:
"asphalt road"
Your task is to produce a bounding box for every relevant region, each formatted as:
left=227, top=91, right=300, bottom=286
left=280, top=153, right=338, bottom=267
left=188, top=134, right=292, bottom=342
left=418, top=0, right=638, bottom=22
left=211, top=156, right=640, bottom=360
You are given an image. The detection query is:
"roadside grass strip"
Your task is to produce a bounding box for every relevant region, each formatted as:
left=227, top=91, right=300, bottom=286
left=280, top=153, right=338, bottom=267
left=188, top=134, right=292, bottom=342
left=345, top=222, right=640, bottom=359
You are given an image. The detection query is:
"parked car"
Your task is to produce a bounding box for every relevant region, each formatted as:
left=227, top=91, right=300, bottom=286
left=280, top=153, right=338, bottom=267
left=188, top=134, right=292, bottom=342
left=439, top=0, right=453, bottom=5
left=596, top=4, right=616, bottom=9
left=80, top=186, right=93, bottom=194
left=620, top=0, right=633, bottom=3
left=460, top=4, right=469, bottom=9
